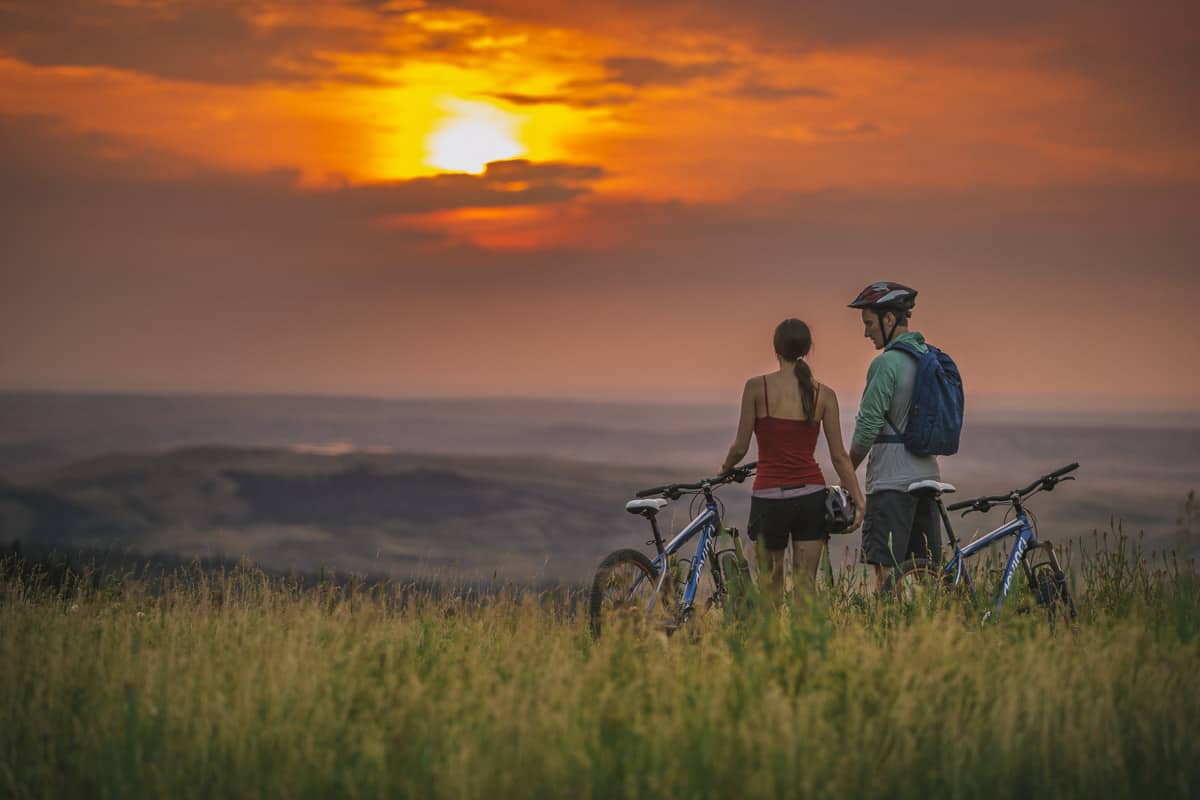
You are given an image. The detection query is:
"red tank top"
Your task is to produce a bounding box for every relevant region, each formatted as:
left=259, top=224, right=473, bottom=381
left=753, top=375, right=825, bottom=491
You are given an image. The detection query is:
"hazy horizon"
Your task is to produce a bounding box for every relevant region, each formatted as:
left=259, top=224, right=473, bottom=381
left=4, top=386, right=1199, bottom=422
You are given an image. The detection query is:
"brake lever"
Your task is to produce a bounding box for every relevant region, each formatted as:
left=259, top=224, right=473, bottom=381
left=960, top=500, right=991, bottom=518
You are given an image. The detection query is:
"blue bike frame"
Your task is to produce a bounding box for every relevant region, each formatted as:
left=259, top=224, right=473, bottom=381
left=941, top=510, right=1036, bottom=611
left=646, top=499, right=720, bottom=613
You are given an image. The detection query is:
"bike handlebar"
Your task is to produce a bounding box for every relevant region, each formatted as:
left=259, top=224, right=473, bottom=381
left=635, top=462, right=757, bottom=499
left=945, top=462, right=1079, bottom=513
left=1048, top=461, right=1081, bottom=479
left=946, top=495, right=1008, bottom=512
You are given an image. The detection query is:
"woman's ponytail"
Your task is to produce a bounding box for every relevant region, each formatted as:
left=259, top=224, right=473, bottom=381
left=773, top=318, right=817, bottom=420
left=794, top=357, right=817, bottom=420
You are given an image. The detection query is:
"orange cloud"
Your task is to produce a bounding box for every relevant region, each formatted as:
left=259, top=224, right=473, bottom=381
left=3, top=0, right=1196, bottom=207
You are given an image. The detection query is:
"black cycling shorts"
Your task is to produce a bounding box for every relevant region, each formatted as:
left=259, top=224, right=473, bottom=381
left=748, top=492, right=828, bottom=551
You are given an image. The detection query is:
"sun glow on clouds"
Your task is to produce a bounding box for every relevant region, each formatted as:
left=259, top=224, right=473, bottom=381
left=426, top=98, right=525, bottom=174
left=1, top=4, right=1185, bottom=210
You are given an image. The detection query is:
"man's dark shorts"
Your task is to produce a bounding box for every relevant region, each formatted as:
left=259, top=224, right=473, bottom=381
left=748, top=492, right=828, bottom=551
left=861, top=490, right=942, bottom=566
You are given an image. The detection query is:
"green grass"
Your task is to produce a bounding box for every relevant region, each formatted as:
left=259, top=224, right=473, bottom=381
left=1, top=537, right=1198, bottom=799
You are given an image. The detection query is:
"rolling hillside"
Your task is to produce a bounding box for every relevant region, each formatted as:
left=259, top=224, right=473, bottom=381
left=0, top=447, right=751, bottom=581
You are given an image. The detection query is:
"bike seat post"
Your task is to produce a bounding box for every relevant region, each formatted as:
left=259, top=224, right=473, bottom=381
left=647, top=514, right=666, bottom=555
left=933, top=494, right=962, bottom=552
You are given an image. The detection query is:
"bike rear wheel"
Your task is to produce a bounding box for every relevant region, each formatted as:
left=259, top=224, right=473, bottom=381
left=884, top=558, right=956, bottom=607
left=588, top=549, right=678, bottom=639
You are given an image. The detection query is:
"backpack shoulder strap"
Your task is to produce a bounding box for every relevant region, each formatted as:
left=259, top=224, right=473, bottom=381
left=877, top=343, right=922, bottom=440
left=887, top=341, right=922, bottom=360
left=881, top=412, right=903, bottom=436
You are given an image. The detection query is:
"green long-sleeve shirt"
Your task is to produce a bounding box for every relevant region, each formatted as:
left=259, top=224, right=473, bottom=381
left=853, top=331, right=940, bottom=494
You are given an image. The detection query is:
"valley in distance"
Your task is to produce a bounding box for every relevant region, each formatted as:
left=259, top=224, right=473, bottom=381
left=2, top=391, right=1197, bottom=583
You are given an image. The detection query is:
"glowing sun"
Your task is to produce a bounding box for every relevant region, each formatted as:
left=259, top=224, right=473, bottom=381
left=426, top=99, right=524, bottom=174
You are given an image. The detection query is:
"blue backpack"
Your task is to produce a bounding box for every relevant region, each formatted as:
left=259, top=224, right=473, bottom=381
left=877, top=342, right=964, bottom=456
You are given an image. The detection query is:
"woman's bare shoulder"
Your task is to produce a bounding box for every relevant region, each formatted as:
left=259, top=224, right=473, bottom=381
left=816, top=381, right=840, bottom=410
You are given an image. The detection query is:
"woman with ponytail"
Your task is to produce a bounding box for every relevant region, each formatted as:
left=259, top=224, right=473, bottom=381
left=721, top=319, right=865, bottom=596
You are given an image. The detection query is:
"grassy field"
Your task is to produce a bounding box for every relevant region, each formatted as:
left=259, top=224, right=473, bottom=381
left=2, top=536, right=1198, bottom=799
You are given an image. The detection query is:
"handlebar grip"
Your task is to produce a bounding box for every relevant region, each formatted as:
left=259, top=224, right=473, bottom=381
left=1049, top=462, right=1080, bottom=479
left=948, top=463, right=1081, bottom=511
left=636, top=462, right=757, bottom=498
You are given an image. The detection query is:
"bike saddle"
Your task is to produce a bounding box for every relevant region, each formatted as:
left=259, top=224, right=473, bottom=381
left=907, top=479, right=957, bottom=495
left=625, top=498, right=670, bottom=516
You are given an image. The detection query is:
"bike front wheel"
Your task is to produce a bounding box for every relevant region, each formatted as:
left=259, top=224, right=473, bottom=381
left=588, top=549, right=678, bottom=639
left=1027, top=549, right=1078, bottom=627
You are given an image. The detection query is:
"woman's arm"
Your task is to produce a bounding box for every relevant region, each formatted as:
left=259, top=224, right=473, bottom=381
left=821, top=386, right=866, bottom=530
left=720, top=379, right=758, bottom=472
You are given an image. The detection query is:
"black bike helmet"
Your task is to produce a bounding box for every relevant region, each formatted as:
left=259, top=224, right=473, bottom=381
left=848, top=281, right=918, bottom=311
left=848, top=281, right=917, bottom=345
left=825, top=486, right=855, bottom=534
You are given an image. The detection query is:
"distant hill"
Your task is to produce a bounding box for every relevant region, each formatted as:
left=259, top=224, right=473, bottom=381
left=0, top=447, right=750, bottom=581
left=0, top=392, right=735, bottom=475
left=1, top=392, right=1196, bottom=573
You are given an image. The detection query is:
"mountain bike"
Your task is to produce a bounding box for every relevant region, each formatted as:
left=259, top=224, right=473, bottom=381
left=884, top=462, right=1080, bottom=623
left=588, top=462, right=756, bottom=639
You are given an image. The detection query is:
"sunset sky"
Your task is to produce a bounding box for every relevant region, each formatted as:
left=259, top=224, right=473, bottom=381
left=2, top=0, right=1198, bottom=410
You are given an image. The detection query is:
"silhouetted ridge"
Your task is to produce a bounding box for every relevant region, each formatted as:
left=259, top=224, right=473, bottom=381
left=225, top=465, right=506, bottom=526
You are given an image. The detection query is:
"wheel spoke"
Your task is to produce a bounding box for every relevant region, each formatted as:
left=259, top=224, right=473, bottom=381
left=589, top=549, right=679, bottom=638
left=886, top=559, right=960, bottom=612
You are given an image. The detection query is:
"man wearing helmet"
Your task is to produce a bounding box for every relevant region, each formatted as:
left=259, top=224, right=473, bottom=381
left=848, top=281, right=942, bottom=590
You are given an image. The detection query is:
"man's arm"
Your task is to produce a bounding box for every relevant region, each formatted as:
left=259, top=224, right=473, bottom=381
left=850, top=353, right=902, bottom=468
left=850, top=442, right=870, bottom=470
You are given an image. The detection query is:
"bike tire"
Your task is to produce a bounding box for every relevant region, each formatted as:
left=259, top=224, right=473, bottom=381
left=714, top=548, right=757, bottom=620
left=588, top=548, right=676, bottom=639
left=715, top=549, right=752, bottom=596
left=883, top=558, right=956, bottom=605
left=1029, top=561, right=1078, bottom=626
